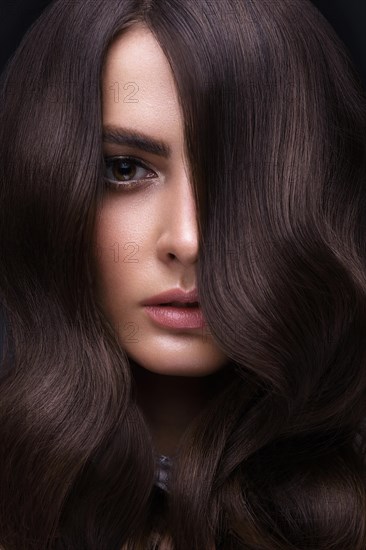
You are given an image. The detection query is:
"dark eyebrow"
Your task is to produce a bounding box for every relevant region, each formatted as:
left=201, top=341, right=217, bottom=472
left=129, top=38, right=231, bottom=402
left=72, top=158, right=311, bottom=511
left=102, top=125, right=171, bottom=159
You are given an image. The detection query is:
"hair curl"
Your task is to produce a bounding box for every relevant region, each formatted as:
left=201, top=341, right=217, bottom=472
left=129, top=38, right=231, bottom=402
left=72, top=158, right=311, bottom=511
left=0, top=0, right=365, bottom=548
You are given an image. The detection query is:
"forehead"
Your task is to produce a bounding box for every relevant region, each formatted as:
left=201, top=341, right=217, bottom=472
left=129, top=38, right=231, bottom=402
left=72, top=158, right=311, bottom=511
left=102, top=24, right=183, bottom=140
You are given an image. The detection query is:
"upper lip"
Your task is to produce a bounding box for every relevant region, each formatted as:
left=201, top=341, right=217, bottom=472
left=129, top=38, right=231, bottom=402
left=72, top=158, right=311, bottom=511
left=142, top=288, right=199, bottom=306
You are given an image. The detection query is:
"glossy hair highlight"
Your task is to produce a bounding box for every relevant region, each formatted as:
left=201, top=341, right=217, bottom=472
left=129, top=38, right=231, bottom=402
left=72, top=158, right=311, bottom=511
left=0, top=0, right=365, bottom=548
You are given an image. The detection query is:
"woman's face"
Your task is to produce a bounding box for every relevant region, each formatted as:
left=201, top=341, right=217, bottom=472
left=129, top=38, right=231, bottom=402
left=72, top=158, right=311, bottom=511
left=94, top=23, right=229, bottom=377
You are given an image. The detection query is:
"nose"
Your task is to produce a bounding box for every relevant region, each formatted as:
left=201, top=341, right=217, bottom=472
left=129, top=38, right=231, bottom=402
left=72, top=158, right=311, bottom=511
left=156, top=168, right=199, bottom=268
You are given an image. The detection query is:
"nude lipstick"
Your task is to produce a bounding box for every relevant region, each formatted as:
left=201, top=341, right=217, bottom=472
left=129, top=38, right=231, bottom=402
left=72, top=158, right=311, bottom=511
left=142, top=288, right=206, bottom=329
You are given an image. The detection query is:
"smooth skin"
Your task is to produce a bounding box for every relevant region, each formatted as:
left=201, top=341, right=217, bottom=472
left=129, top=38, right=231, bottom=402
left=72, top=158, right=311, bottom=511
left=93, top=23, right=230, bottom=456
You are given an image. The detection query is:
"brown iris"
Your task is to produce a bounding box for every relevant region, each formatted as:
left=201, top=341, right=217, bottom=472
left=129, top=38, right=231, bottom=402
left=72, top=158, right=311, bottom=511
left=111, top=158, right=137, bottom=181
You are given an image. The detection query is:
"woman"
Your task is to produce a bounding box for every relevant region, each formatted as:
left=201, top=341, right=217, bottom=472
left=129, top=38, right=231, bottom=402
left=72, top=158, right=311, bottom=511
left=0, top=0, right=365, bottom=548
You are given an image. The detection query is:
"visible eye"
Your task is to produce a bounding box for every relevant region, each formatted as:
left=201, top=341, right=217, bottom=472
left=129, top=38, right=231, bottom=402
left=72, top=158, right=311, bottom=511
left=103, top=155, right=158, bottom=191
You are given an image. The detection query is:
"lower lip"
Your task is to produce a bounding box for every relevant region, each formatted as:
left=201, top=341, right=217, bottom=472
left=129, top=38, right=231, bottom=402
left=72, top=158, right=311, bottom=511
left=144, top=305, right=206, bottom=329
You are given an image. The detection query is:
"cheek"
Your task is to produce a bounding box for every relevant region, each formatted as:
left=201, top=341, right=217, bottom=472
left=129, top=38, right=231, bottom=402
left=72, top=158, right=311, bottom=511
left=92, top=208, right=125, bottom=301
left=95, top=199, right=150, bottom=248
left=94, top=203, right=132, bottom=266
left=92, top=204, right=146, bottom=304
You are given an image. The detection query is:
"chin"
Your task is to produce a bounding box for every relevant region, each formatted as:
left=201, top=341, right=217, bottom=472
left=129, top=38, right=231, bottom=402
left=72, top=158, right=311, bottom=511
left=126, top=350, right=229, bottom=378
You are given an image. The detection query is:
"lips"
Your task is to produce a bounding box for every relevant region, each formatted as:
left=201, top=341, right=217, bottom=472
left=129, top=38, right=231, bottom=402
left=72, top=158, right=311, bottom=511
left=144, top=304, right=205, bottom=329
left=160, top=301, right=199, bottom=308
left=143, top=287, right=199, bottom=307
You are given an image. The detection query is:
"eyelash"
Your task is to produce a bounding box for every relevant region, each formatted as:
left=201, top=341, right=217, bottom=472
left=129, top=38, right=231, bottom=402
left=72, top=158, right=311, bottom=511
left=103, top=155, right=158, bottom=191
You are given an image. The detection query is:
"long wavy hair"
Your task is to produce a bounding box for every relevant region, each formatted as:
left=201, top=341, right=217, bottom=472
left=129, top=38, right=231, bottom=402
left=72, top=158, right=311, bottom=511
left=0, top=0, right=365, bottom=548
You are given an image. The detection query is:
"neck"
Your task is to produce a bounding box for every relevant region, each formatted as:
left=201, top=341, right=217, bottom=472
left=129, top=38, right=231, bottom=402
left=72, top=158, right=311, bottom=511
left=130, top=360, right=231, bottom=456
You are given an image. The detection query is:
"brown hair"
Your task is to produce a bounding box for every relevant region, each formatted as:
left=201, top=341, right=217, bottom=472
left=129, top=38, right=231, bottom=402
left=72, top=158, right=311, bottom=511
left=0, top=0, right=365, bottom=548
